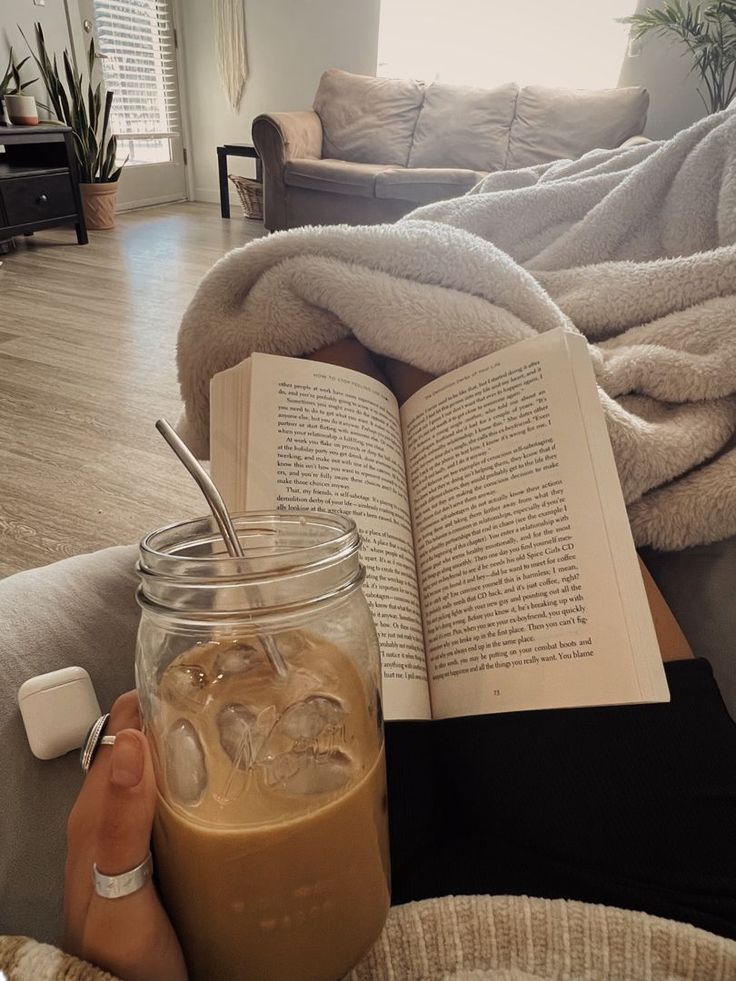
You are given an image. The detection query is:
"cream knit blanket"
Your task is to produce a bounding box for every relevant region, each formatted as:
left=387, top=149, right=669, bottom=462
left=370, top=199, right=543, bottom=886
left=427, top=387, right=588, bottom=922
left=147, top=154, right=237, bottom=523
left=177, top=109, right=736, bottom=551
left=3, top=895, right=735, bottom=980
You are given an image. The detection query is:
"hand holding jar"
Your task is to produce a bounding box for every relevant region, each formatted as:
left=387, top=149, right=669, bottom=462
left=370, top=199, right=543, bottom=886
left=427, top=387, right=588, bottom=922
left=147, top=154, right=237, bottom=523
left=136, top=511, right=388, bottom=981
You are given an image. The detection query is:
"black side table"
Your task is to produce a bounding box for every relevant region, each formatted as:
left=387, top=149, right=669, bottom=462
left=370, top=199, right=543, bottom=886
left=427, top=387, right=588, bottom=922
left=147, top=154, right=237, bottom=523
left=0, top=124, right=87, bottom=245
left=217, top=143, right=262, bottom=219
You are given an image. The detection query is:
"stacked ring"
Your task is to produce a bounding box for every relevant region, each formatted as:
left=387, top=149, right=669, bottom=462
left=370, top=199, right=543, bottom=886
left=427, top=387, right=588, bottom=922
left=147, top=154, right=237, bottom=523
left=80, top=713, right=116, bottom=774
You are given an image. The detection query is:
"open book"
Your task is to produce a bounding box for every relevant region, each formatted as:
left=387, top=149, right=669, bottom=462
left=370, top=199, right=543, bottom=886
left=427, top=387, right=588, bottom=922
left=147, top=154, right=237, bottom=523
left=211, top=329, right=669, bottom=721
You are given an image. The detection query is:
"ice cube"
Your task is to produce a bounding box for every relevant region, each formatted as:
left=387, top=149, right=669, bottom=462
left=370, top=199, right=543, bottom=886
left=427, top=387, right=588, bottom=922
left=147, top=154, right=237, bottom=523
left=271, top=631, right=303, bottom=658
left=273, top=630, right=316, bottom=658
left=306, top=750, right=353, bottom=794
left=217, top=702, right=258, bottom=770
left=160, top=664, right=209, bottom=710
left=264, top=749, right=303, bottom=785
left=263, top=748, right=353, bottom=795
left=164, top=719, right=207, bottom=806
left=214, top=642, right=264, bottom=678
left=276, top=695, right=345, bottom=743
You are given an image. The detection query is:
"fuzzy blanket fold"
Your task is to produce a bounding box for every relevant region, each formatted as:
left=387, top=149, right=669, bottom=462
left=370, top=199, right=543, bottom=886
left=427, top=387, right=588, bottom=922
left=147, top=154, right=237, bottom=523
left=177, top=110, right=736, bottom=551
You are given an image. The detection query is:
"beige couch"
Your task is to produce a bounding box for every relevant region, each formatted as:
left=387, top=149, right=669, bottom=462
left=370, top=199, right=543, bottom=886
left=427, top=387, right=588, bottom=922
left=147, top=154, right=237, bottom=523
left=252, top=69, right=649, bottom=232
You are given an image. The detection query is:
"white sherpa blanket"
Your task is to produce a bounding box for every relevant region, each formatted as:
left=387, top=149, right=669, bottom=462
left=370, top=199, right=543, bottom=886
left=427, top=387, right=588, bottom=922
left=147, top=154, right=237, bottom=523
left=177, top=109, right=736, bottom=551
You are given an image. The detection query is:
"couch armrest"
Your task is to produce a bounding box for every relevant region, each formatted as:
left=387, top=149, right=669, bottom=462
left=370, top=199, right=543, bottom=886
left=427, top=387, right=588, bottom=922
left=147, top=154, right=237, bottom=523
left=0, top=545, right=139, bottom=942
left=252, top=112, right=323, bottom=230
left=253, top=111, right=323, bottom=161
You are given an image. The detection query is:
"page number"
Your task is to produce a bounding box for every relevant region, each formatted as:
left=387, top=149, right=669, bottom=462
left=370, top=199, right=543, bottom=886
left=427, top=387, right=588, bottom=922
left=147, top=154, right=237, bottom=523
left=493, top=689, right=500, bottom=696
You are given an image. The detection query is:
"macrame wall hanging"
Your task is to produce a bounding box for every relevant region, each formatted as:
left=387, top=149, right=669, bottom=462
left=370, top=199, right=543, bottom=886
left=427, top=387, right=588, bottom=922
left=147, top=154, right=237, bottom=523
left=214, top=0, right=248, bottom=110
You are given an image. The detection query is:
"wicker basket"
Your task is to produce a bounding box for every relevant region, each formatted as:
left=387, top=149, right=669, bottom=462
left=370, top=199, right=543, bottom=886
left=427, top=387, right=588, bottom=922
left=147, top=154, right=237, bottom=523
left=228, top=174, right=263, bottom=221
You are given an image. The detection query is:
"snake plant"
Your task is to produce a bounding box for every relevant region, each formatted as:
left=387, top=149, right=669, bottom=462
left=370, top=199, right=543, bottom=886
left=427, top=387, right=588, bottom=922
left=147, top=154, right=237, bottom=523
left=0, top=48, right=37, bottom=101
left=22, top=22, right=125, bottom=182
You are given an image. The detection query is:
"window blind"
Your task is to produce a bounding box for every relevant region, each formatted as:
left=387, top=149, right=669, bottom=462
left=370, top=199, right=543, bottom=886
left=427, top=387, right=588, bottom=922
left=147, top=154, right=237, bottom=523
left=93, top=0, right=179, bottom=144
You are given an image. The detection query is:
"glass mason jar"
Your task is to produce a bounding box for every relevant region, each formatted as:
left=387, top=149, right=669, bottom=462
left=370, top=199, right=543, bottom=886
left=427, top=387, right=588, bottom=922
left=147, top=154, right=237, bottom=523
left=136, top=512, right=390, bottom=981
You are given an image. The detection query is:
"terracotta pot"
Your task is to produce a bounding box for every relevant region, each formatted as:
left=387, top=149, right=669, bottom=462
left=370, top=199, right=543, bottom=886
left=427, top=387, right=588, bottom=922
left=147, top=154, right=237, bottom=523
left=80, top=181, right=118, bottom=230
left=5, top=94, right=38, bottom=126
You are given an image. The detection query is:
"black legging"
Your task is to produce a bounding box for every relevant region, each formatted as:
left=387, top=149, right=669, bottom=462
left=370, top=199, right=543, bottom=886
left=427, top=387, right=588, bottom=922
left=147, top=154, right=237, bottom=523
left=385, top=659, right=736, bottom=941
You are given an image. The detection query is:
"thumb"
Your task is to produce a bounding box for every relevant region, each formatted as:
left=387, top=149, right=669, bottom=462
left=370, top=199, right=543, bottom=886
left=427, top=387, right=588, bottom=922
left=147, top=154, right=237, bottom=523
left=83, top=731, right=189, bottom=981
left=95, top=728, right=156, bottom=878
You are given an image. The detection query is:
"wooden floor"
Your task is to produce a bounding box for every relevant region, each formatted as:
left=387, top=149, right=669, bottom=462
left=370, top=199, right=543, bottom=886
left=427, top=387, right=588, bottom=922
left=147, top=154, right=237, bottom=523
left=0, top=202, right=266, bottom=578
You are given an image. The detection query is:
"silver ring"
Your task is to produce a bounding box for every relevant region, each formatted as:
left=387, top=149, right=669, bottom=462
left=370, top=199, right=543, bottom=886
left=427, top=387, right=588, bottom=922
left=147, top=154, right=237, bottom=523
left=80, top=713, right=113, bottom=774
left=94, top=851, right=154, bottom=899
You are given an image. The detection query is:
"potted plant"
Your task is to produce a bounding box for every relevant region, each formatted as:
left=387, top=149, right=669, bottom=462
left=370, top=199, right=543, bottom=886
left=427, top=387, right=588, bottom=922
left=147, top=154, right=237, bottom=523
left=1, top=48, right=39, bottom=125
left=623, top=0, right=736, bottom=114
left=23, top=23, right=125, bottom=229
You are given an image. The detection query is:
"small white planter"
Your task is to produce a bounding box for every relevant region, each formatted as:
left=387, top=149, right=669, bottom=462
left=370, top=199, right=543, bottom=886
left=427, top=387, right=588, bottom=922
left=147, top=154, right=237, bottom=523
left=5, top=94, right=39, bottom=126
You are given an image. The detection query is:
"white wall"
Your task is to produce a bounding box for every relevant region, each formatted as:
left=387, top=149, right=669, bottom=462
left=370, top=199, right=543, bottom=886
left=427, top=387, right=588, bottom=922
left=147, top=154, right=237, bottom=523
left=179, top=0, right=380, bottom=203
left=0, top=0, right=85, bottom=117
left=618, top=0, right=706, bottom=140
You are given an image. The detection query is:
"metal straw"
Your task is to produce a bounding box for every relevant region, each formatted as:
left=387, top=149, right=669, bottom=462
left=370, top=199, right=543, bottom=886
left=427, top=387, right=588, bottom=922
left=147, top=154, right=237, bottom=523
left=155, top=418, right=288, bottom=678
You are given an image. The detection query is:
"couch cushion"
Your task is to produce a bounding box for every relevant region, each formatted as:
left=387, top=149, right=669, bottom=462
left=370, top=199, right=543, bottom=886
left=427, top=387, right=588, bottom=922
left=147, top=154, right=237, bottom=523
left=507, top=85, right=649, bottom=169
left=285, top=158, right=388, bottom=197
left=314, top=69, right=425, bottom=167
left=376, top=167, right=480, bottom=205
left=408, top=81, right=519, bottom=172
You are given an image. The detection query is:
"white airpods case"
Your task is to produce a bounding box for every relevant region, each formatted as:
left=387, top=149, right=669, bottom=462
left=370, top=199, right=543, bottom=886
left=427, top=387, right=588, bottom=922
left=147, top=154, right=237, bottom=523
left=18, top=666, right=101, bottom=760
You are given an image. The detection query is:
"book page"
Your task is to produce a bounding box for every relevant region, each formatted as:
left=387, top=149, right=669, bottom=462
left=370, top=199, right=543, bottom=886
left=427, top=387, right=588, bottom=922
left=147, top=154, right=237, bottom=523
left=401, top=329, right=667, bottom=719
left=565, top=336, right=667, bottom=704
left=215, top=353, right=431, bottom=722
left=210, top=358, right=251, bottom=509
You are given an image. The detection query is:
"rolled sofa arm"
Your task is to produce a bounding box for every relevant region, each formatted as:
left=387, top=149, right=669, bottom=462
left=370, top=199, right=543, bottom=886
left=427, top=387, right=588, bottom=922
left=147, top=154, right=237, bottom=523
left=252, top=111, right=323, bottom=230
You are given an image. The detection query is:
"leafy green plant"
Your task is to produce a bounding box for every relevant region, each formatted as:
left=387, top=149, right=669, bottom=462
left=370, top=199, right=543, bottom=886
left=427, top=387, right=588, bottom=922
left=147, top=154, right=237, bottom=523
left=622, top=0, right=736, bottom=113
left=21, top=22, right=124, bottom=182
left=0, top=47, right=37, bottom=100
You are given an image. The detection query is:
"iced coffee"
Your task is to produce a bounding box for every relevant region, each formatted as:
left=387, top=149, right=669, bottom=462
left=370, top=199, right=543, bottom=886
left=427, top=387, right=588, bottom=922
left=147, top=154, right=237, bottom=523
left=150, top=629, right=390, bottom=981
